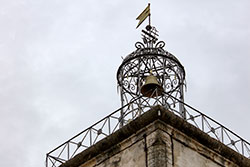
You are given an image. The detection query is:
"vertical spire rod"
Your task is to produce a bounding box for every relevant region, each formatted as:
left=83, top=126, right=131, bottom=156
left=148, top=3, right=151, bottom=26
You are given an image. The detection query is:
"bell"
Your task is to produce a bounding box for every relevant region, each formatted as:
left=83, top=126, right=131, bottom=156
left=141, top=74, right=163, bottom=97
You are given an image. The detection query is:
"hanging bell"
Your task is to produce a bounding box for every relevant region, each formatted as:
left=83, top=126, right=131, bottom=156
left=141, top=74, right=163, bottom=97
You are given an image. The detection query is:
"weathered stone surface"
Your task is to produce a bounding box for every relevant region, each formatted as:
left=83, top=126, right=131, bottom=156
left=174, top=139, right=225, bottom=167
left=60, top=106, right=250, bottom=167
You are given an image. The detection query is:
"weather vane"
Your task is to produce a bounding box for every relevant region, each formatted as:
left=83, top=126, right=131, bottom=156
left=136, top=3, right=151, bottom=28
left=136, top=3, right=159, bottom=47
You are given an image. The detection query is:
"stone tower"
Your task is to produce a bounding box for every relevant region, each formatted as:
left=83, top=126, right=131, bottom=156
left=46, top=14, right=250, bottom=167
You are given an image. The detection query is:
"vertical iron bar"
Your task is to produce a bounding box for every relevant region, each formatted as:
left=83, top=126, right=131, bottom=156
left=108, top=117, right=111, bottom=135
left=120, top=74, right=124, bottom=128
left=162, top=58, right=166, bottom=105
left=46, top=154, right=48, bottom=167
left=179, top=83, right=186, bottom=120
left=67, top=143, right=69, bottom=160
left=201, top=115, right=204, bottom=131
left=148, top=14, right=151, bottom=27
left=148, top=3, right=151, bottom=27
left=138, top=57, right=142, bottom=117
left=242, top=141, right=244, bottom=155
left=221, top=127, right=224, bottom=143
left=90, top=129, right=92, bottom=146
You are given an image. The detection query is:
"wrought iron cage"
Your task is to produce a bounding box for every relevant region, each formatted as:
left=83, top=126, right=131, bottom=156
left=117, top=26, right=186, bottom=126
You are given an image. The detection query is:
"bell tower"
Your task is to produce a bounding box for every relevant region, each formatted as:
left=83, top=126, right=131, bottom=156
left=117, top=25, right=186, bottom=126
left=46, top=5, right=250, bottom=167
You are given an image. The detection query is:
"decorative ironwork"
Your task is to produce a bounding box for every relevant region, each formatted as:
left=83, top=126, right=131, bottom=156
left=117, top=26, right=186, bottom=124
left=46, top=96, right=250, bottom=167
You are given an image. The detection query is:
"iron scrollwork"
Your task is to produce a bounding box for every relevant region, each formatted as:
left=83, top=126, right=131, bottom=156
left=135, top=42, right=145, bottom=49
left=117, top=26, right=186, bottom=121
left=155, top=41, right=165, bottom=48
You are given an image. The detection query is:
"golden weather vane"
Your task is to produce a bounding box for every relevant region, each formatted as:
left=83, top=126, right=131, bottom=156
left=136, top=3, right=151, bottom=29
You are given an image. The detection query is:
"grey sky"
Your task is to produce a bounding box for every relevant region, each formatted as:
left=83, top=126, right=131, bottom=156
left=0, top=0, right=249, bottom=166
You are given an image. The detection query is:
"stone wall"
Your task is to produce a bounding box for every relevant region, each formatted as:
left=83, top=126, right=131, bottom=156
left=77, top=120, right=238, bottom=167
left=61, top=106, right=250, bottom=167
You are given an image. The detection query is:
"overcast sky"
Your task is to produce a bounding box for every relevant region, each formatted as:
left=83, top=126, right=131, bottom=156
left=0, top=0, right=249, bottom=166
